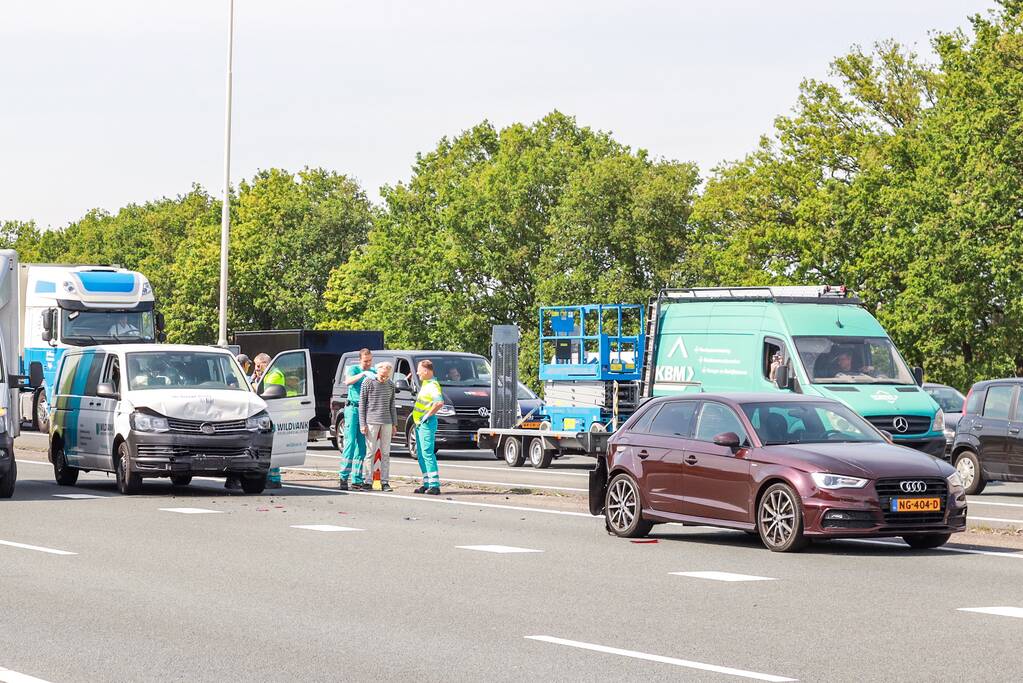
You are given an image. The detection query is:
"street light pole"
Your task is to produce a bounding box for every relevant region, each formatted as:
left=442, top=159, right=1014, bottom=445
left=217, top=0, right=234, bottom=348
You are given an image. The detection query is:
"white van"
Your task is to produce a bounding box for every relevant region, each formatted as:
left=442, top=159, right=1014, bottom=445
left=48, top=344, right=314, bottom=495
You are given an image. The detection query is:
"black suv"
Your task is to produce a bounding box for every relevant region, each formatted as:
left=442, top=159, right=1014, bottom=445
left=329, top=350, right=541, bottom=455
left=949, top=378, right=1023, bottom=494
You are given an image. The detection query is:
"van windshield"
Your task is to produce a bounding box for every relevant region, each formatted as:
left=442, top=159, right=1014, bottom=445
left=742, top=401, right=884, bottom=445
left=794, top=336, right=915, bottom=385
left=416, top=356, right=491, bottom=387
left=126, top=352, right=249, bottom=391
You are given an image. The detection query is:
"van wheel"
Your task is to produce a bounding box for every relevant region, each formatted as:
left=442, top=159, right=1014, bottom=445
left=604, top=473, right=653, bottom=538
left=502, top=436, right=525, bottom=467
left=115, top=442, right=142, bottom=495
left=241, top=475, right=266, bottom=494
left=902, top=533, right=952, bottom=549
left=757, top=483, right=808, bottom=552
left=33, top=389, right=50, bottom=433
left=955, top=450, right=986, bottom=495
left=527, top=437, right=553, bottom=469
left=334, top=416, right=346, bottom=454
left=0, top=459, right=15, bottom=498
left=170, top=475, right=192, bottom=487
left=53, top=443, right=79, bottom=486
left=406, top=424, right=418, bottom=459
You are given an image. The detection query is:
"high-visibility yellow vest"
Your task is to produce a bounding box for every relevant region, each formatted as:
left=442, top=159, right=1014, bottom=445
left=412, top=378, right=443, bottom=422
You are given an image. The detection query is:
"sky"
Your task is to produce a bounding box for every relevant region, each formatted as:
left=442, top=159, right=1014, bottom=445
left=0, top=0, right=997, bottom=229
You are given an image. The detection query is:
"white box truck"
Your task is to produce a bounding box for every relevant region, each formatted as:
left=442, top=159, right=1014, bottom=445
left=18, top=264, right=164, bottom=431
left=0, top=250, right=26, bottom=497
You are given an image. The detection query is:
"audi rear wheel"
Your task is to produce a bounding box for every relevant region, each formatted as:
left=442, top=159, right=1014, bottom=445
left=604, top=474, right=653, bottom=538
left=757, top=483, right=807, bottom=552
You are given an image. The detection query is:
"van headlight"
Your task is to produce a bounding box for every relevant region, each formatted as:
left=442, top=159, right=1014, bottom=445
left=131, top=412, right=169, bottom=432
left=931, top=409, right=944, bottom=433
left=436, top=404, right=456, bottom=417
left=246, top=412, right=272, bottom=432
left=811, top=472, right=869, bottom=490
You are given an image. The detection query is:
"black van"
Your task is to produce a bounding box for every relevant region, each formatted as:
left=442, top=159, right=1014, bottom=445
left=949, top=378, right=1023, bottom=494
left=329, top=350, right=541, bottom=455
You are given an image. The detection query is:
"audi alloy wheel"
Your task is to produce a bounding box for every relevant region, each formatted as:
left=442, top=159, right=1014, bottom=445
left=604, top=474, right=653, bottom=538
left=757, top=483, right=807, bottom=552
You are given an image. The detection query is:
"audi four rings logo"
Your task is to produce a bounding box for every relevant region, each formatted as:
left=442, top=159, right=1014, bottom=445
left=478, top=407, right=491, bottom=418
left=892, top=416, right=910, bottom=433
left=900, top=480, right=927, bottom=493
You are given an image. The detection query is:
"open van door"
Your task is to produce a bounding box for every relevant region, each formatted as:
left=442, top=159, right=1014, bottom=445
left=259, top=349, right=315, bottom=468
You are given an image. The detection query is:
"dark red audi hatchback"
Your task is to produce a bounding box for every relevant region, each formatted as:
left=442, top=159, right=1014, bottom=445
left=590, top=394, right=967, bottom=552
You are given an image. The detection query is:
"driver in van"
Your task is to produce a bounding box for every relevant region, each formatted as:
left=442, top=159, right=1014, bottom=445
left=831, top=349, right=874, bottom=377
left=446, top=367, right=462, bottom=382
left=108, top=313, right=139, bottom=337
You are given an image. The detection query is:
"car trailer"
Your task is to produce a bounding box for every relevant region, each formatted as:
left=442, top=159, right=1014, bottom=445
left=476, top=306, right=644, bottom=468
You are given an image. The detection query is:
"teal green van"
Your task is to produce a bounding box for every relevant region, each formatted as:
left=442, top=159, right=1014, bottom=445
left=648, top=287, right=945, bottom=456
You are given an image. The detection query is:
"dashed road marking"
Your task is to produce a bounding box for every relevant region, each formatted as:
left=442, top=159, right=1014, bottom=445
left=969, top=516, right=1023, bottom=525
left=958, top=606, right=1023, bottom=619
left=53, top=493, right=107, bottom=499
left=968, top=499, right=1023, bottom=509
left=158, top=507, right=224, bottom=515
left=457, top=545, right=543, bottom=554
left=670, top=571, right=776, bottom=582
left=0, top=666, right=54, bottom=683
left=846, top=538, right=1023, bottom=559
left=0, top=540, right=76, bottom=556
left=525, top=636, right=797, bottom=682
left=290, top=524, right=364, bottom=532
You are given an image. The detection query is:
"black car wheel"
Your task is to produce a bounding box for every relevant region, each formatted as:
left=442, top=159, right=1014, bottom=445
left=115, top=442, right=142, bottom=495
left=502, top=436, right=525, bottom=467
left=902, top=533, right=952, bottom=549
left=335, top=416, right=346, bottom=454
left=170, top=475, right=192, bottom=487
left=407, top=423, right=418, bottom=459
left=955, top=450, right=986, bottom=495
left=604, top=473, right=653, bottom=538
left=0, top=459, right=15, bottom=498
left=241, top=474, right=267, bottom=494
left=757, top=483, right=808, bottom=552
left=527, top=437, right=553, bottom=469
left=53, top=442, right=79, bottom=486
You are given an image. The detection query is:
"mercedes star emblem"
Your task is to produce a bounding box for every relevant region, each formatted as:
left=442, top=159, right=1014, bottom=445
left=892, top=416, right=910, bottom=433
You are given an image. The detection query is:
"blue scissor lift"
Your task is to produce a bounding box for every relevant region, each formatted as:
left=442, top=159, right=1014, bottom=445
left=476, top=303, right=646, bottom=468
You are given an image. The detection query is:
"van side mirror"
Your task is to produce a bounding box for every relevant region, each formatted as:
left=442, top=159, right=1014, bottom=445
left=772, top=362, right=793, bottom=390
left=10, top=374, right=31, bottom=390
left=912, top=366, right=924, bottom=386
left=155, top=312, right=166, bottom=332
left=29, top=361, right=44, bottom=389
left=157, top=331, right=167, bottom=343
left=96, top=382, right=118, bottom=399
left=394, top=376, right=411, bottom=391
left=713, top=432, right=742, bottom=449
left=261, top=383, right=286, bottom=400
left=41, top=308, right=56, bottom=342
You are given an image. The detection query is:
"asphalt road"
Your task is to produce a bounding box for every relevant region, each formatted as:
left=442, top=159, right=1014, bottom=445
left=5, top=435, right=1023, bottom=682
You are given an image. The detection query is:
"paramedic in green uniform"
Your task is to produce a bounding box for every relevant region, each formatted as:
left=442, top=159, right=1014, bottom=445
left=412, top=359, right=444, bottom=495
left=261, top=363, right=288, bottom=489
left=339, top=348, right=375, bottom=491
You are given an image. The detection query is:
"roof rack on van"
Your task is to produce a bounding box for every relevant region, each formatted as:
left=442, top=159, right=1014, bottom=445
left=658, top=286, right=862, bottom=305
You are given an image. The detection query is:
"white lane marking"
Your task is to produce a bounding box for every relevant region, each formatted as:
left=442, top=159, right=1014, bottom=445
left=958, top=606, right=1023, bottom=619
left=0, top=540, right=76, bottom=556
left=846, top=538, right=1023, bottom=559
left=286, top=466, right=584, bottom=492
left=525, top=636, right=797, bottom=682
left=970, top=516, right=1023, bottom=525
left=53, top=493, right=107, bottom=499
left=968, top=500, right=1023, bottom=509
left=0, top=666, right=54, bottom=683
left=158, top=507, right=224, bottom=515
left=12, top=460, right=50, bottom=466
left=305, top=452, right=591, bottom=477
left=273, top=481, right=596, bottom=518
left=290, top=525, right=364, bottom=532
left=670, top=571, right=776, bottom=582
left=457, top=545, right=543, bottom=554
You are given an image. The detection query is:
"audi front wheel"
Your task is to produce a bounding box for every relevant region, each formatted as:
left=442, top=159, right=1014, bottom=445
left=604, top=474, right=653, bottom=538
left=757, top=483, right=807, bottom=552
